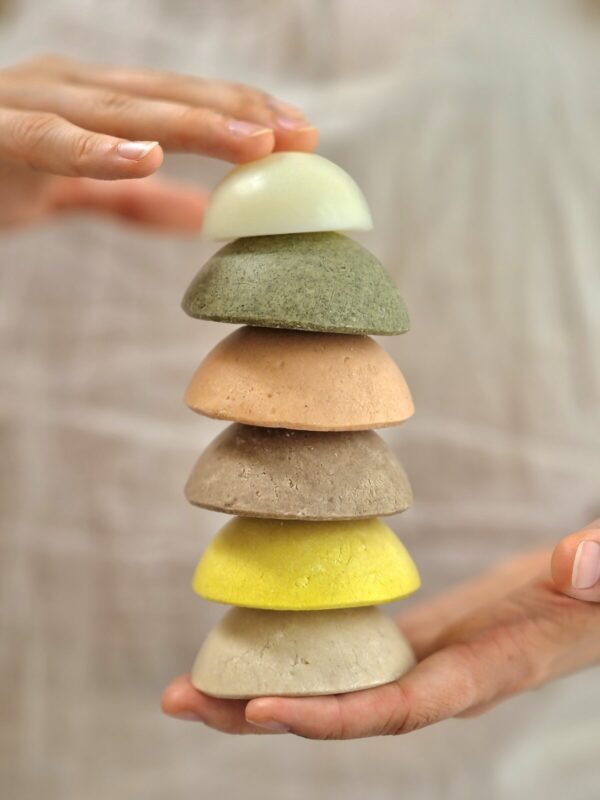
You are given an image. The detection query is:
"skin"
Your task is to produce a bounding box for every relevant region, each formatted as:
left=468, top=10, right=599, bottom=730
left=2, top=56, right=597, bottom=741
left=161, top=521, right=600, bottom=738
left=0, top=55, right=318, bottom=229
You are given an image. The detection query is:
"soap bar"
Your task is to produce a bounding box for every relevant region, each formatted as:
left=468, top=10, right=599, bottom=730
left=185, top=424, right=413, bottom=520
left=185, top=327, right=414, bottom=431
left=192, top=517, right=420, bottom=610
left=181, top=233, right=409, bottom=336
left=201, top=152, right=373, bottom=240
left=191, top=606, right=415, bottom=698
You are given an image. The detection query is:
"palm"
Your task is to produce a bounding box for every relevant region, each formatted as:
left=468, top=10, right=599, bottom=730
left=161, top=548, right=600, bottom=738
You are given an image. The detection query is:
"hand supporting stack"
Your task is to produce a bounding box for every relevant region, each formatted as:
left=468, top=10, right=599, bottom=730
left=181, top=152, right=421, bottom=698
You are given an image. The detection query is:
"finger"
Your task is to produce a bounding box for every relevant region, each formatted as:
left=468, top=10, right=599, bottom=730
left=271, top=120, right=319, bottom=154
left=0, top=108, right=162, bottom=179
left=551, top=519, right=600, bottom=602
left=245, top=635, right=520, bottom=739
left=31, top=55, right=302, bottom=120
left=50, top=176, right=206, bottom=231
left=0, top=82, right=277, bottom=163
left=398, top=548, right=551, bottom=659
left=78, top=74, right=319, bottom=154
left=29, top=56, right=318, bottom=153
left=160, top=675, right=283, bottom=735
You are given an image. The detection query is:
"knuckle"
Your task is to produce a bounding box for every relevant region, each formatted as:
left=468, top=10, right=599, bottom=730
left=388, top=686, right=434, bottom=735
left=322, top=700, right=347, bottom=740
left=12, top=112, right=60, bottom=149
left=94, top=90, right=135, bottom=115
left=238, top=101, right=271, bottom=124
left=381, top=708, right=408, bottom=736
left=230, top=89, right=271, bottom=120
left=369, top=687, right=410, bottom=736
left=70, top=132, right=103, bottom=167
left=392, top=710, right=430, bottom=735
left=206, top=80, right=270, bottom=120
left=176, top=105, right=205, bottom=127
left=305, top=697, right=349, bottom=741
left=172, top=106, right=218, bottom=148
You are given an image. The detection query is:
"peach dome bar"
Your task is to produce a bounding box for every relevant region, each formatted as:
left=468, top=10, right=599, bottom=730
left=184, top=326, right=414, bottom=431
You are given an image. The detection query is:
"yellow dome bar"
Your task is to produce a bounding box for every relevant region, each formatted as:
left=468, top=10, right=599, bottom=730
left=192, top=517, right=420, bottom=611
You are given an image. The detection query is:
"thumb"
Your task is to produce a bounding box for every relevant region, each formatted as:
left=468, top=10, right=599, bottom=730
left=551, top=519, right=600, bottom=602
left=49, top=176, right=207, bottom=231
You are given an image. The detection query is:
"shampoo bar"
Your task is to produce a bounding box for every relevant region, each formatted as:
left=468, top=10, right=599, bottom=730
left=192, top=517, right=421, bottom=610
left=185, top=424, right=413, bottom=520
left=201, top=152, right=373, bottom=239
left=182, top=233, right=409, bottom=335
left=185, top=327, right=414, bottom=431
left=192, top=606, right=415, bottom=698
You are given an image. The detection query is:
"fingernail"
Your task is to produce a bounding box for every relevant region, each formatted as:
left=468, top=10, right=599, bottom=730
left=173, top=711, right=202, bottom=722
left=268, top=97, right=305, bottom=118
left=248, top=719, right=290, bottom=732
left=275, top=116, right=316, bottom=132
left=116, top=141, right=159, bottom=160
left=572, top=540, right=600, bottom=589
left=227, top=119, right=273, bottom=138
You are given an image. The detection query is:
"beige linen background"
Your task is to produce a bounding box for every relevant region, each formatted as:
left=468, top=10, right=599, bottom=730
left=1, top=1, right=599, bottom=798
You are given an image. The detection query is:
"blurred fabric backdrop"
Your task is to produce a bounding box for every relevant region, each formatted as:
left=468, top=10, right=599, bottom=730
left=1, top=1, right=599, bottom=798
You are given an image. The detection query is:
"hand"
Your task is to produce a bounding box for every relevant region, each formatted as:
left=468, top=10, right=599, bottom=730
left=0, top=55, right=318, bottom=229
left=161, top=520, right=600, bottom=738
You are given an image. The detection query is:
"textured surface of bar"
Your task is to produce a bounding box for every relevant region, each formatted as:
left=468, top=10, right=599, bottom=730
left=193, top=517, right=421, bottom=610
left=185, top=327, right=414, bottom=431
left=192, top=606, right=415, bottom=698
left=185, top=424, right=413, bottom=519
left=182, top=233, right=408, bottom=335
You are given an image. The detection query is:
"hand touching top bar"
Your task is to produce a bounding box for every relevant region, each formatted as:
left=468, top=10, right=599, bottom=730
left=0, top=55, right=318, bottom=229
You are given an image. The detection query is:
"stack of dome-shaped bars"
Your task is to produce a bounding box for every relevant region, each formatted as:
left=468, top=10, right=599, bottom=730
left=182, top=153, right=421, bottom=698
